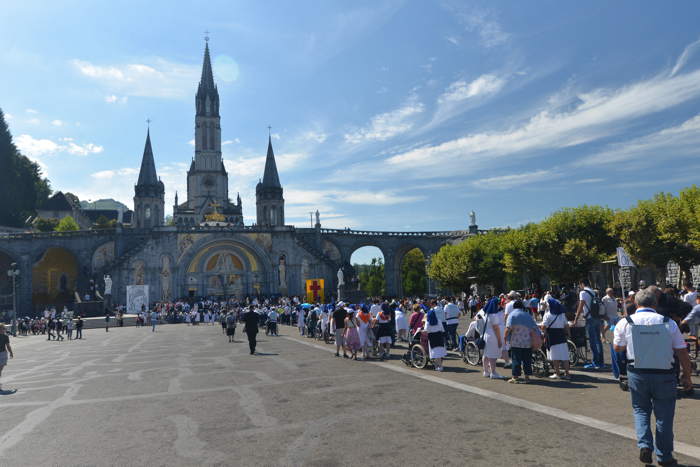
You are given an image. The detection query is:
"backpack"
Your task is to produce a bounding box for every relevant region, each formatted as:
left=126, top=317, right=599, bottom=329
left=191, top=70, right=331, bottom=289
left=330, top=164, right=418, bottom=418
left=584, top=290, right=603, bottom=319
left=427, top=309, right=438, bottom=326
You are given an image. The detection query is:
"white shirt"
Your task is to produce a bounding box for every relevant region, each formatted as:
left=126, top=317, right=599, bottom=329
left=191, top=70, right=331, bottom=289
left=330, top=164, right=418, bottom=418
left=444, top=303, right=460, bottom=324
left=267, top=311, right=278, bottom=322
left=369, top=304, right=382, bottom=318
left=601, top=295, right=618, bottom=320
left=613, top=308, right=686, bottom=365
left=433, top=305, right=446, bottom=323
left=682, top=291, right=697, bottom=307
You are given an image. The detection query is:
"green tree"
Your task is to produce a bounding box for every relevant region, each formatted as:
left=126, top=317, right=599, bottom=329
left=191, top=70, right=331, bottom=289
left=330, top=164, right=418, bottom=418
left=55, top=216, right=79, bottom=232
left=427, top=243, right=470, bottom=291
left=94, top=215, right=116, bottom=229
left=358, top=257, right=385, bottom=296
left=34, top=217, right=59, bottom=232
left=0, top=108, right=51, bottom=226
left=401, top=248, right=427, bottom=296
left=538, top=205, right=616, bottom=284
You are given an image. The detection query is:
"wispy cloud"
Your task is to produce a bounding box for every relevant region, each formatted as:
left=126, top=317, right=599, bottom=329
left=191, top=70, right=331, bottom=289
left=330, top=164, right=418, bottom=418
left=447, top=5, right=509, bottom=48
left=72, top=58, right=200, bottom=99
left=285, top=187, right=422, bottom=206
left=91, top=168, right=139, bottom=179
left=105, top=94, right=128, bottom=104
left=50, top=119, right=64, bottom=127
left=344, top=96, right=424, bottom=144
left=476, top=169, right=559, bottom=189
left=575, top=114, right=700, bottom=168
left=25, top=108, right=38, bottom=114
left=224, top=152, right=308, bottom=179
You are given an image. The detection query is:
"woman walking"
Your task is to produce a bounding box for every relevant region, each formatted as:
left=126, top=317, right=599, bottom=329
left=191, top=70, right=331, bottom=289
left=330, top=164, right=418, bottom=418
left=395, top=303, right=409, bottom=342
left=357, top=306, right=372, bottom=359
left=344, top=310, right=361, bottom=360
left=480, top=297, right=505, bottom=379
left=541, top=298, right=571, bottom=379
left=373, top=307, right=393, bottom=360
left=424, top=307, right=446, bottom=371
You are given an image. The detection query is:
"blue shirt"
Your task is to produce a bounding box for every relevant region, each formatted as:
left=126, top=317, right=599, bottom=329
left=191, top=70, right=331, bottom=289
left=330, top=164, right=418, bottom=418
left=685, top=304, right=700, bottom=324
left=506, top=308, right=538, bottom=329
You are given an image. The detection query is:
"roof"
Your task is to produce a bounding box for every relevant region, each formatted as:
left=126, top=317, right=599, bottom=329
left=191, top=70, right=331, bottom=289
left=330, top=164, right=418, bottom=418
left=261, top=136, right=281, bottom=188
left=136, top=129, right=159, bottom=186
left=41, top=192, right=78, bottom=211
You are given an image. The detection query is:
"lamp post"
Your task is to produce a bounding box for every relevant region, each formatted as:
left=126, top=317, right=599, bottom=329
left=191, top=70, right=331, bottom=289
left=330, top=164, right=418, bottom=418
left=7, top=262, right=19, bottom=336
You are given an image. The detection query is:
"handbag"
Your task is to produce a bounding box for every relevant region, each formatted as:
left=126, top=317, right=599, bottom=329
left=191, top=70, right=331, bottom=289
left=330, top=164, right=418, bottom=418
left=475, top=313, right=489, bottom=350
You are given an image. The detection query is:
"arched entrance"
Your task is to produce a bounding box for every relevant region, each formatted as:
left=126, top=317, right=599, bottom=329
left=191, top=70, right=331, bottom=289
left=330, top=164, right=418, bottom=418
left=182, top=239, right=267, bottom=299
left=350, top=246, right=386, bottom=297
left=32, top=247, right=78, bottom=308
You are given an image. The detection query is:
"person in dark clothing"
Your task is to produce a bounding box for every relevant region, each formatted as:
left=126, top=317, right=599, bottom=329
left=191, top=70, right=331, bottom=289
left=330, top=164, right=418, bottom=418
left=242, top=308, right=259, bottom=355
left=75, top=316, right=84, bottom=339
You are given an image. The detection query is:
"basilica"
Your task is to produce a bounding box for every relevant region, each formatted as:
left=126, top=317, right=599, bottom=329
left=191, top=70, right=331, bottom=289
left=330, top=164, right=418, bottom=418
left=132, top=40, right=281, bottom=229
left=0, top=41, right=464, bottom=314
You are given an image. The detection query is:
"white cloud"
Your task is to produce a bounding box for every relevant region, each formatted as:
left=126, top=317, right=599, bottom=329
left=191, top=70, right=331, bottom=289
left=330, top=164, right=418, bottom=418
left=576, top=114, right=700, bottom=168
left=574, top=178, right=604, bottom=184
left=72, top=58, right=200, bottom=99
left=25, top=108, right=38, bottom=114
left=4, top=113, right=13, bottom=121
left=300, top=131, right=327, bottom=144
left=187, top=139, right=195, bottom=146
left=26, top=118, right=40, bottom=125
left=671, top=37, right=700, bottom=77
left=224, top=152, right=308, bottom=178
left=445, top=35, right=460, bottom=45
left=51, top=119, right=64, bottom=127
left=15, top=134, right=103, bottom=158
left=476, top=169, right=558, bottom=190
left=222, top=138, right=239, bottom=145
left=91, top=168, right=139, bottom=179
left=344, top=97, right=424, bottom=144
left=385, top=64, right=700, bottom=176
left=105, top=94, right=128, bottom=104
left=438, top=74, right=506, bottom=104
left=285, top=187, right=422, bottom=206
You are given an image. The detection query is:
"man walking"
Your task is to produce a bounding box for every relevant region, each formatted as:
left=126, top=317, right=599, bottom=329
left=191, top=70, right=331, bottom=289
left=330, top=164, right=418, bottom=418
left=75, top=316, right=83, bottom=339
left=0, top=324, right=14, bottom=391
left=573, top=279, right=604, bottom=369
left=614, top=286, right=692, bottom=466
left=150, top=309, right=158, bottom=332
left=242, top=308, right=259, bottom=355
left=444, top=298, right=461, bottom=350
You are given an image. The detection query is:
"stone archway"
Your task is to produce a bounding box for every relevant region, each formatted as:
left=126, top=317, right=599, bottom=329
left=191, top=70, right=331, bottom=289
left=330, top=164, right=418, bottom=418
left=32, top=247, right=79, bottom=308
left=0, top=249, right=16, bottom=312
left=179, top=238, right=271, bottom=299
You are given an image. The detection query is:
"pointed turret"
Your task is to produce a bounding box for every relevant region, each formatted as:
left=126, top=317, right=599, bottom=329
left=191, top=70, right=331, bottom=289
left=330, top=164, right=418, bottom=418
left=199, top=42, right=215, bottom=90
left=196, top=41, right=219, bottom=117
left=256, top=133, right=285, bottom=227
left=261, top=136, right=281, bottom=188
left=137, top=129, right=159, bottom=186
left=133, top=128, right=165, bottom=229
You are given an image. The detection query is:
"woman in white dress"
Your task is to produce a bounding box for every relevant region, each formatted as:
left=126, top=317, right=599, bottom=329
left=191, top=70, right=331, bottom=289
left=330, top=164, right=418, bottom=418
left=394, top=303, right=409, bottom=342
left=481, top=297, right=505, bottom=379
left=423, top=308, right=446, bottom=371
left=297, top=308, right=305, bottom=336
left=356, top=306, right=372, bottom=359
left=541, top=298, right=571, bottom=379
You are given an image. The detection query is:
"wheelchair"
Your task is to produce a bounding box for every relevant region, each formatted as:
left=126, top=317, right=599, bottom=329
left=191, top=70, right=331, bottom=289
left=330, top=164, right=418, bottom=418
left=459, top=333, right=483, bottom=367
left=402, top=330, right=435, bottom=369
left=568, top=326, right=589, bottom=367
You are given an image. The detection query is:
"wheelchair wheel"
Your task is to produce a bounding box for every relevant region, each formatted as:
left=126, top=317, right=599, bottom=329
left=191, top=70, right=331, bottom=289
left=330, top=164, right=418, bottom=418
left=464, top=342, right=482, bottom=366
left=532, top=349, right=549, bottom=378
left=567, top=340, right=579, bottom=367
left=410, top=344, right=428, bottom=369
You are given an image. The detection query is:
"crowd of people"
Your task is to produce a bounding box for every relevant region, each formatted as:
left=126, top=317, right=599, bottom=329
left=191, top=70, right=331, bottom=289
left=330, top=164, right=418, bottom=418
left=2, top=279, right=698, bottom=466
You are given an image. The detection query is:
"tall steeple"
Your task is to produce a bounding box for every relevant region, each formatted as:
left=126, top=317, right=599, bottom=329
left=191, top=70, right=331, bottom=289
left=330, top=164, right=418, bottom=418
left=133, top=128, right=165, bottom=229
left=256, top=132, right=285, bottom=227
left=195, top=41, right=219, bottom=118
left=261, top=135, right=281, bottom=188
left=137, top=128, right=158, bottom=186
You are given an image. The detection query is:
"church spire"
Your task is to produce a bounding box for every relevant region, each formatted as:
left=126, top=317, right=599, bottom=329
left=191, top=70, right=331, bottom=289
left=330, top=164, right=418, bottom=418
left=261, top=134, right=281, bottom=188
left=199, top=41, right=215, bottom=91
left=137, top=128, right=159, bottom=186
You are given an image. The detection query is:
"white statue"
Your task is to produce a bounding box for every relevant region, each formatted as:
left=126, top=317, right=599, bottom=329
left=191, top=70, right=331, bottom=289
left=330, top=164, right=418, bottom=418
left=469, top=210, right=476, bottom=226
left=279, top=256, right=287, bottom=289
left=315, top=210, right=320, bottom=226
left=337, top=268, right=345, bottom=287
left=104, top=274, right=113, bottom=296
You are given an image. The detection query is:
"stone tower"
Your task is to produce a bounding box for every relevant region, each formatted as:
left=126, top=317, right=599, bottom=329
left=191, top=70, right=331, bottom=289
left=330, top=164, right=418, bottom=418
left=173, top=40, right=243, bottom=226
left=133, top=129, right=165, bottom=229
left=256, top=136, right=285, bottom=227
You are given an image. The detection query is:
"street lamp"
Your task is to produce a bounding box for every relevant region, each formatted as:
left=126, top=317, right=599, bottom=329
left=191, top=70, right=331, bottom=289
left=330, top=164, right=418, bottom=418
left=7, top=262, right=19, bottom=336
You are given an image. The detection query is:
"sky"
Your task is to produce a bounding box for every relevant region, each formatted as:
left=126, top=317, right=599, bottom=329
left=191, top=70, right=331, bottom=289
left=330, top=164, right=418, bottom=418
left=3, top=0, right=700, bottom=252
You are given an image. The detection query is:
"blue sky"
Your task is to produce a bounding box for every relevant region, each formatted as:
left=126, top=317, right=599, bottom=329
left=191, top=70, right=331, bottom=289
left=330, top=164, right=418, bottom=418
left=3, top=0, right=700, bottom=243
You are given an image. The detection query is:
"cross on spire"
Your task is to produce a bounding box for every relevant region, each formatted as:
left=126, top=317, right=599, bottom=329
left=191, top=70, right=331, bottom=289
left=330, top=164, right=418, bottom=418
left=204, top=30, right=210, bottom=42
left=146, top=118, right=151, bottom=129
left=268, top=125, right=272, bottom=138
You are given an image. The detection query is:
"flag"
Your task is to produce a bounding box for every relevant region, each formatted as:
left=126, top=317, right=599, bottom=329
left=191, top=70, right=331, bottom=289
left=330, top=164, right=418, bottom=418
left=306, top=279, right=324, bottom=303
left=616, top=247, right=635, bottom=268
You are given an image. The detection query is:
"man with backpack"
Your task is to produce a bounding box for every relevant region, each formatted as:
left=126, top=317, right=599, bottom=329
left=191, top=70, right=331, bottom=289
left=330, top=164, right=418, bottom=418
left=573, top=279, right=604, bottom=369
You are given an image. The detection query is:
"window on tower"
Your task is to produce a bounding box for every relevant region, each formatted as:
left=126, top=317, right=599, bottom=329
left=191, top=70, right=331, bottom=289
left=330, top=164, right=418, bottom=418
left=145, top=207, right=151, bottom=219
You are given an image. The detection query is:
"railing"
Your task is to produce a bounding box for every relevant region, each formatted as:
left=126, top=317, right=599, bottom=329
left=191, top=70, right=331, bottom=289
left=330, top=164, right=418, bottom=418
left=296, top=227, right=467, bottom=237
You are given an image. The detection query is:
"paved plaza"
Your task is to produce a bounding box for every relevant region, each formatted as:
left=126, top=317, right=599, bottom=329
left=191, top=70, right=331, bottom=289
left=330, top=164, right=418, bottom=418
left=0, top=323, right=698, bottom=466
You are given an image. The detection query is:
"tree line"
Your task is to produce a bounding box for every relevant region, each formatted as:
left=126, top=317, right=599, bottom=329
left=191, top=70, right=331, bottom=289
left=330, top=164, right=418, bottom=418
left=0, top=108, right=51, bottom=227
left=427, top=186, right=700, bottom=292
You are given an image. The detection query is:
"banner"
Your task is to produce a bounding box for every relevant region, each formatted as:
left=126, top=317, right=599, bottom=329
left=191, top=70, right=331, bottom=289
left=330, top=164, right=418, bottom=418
left=306, top=279, right=324, bottom=303
left=616, top=247, right=635, bottom=268
left=126, top=285, right=149, bottom=314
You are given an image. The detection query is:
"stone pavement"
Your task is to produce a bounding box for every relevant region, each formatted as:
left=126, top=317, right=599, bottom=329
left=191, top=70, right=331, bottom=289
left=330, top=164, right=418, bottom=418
left=0, top=323, right=698, bottom=467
